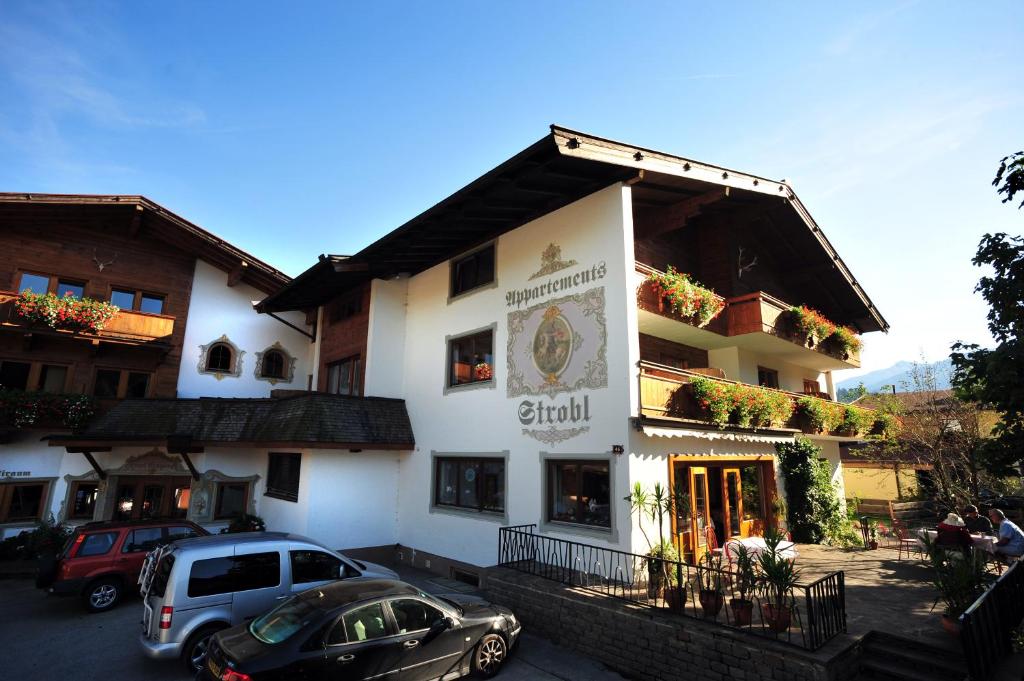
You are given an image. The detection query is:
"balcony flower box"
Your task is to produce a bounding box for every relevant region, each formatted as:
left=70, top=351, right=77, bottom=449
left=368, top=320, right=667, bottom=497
left=14, top=291, right=120, bottom=334
left=795, top=396, right=878, bottom=437
left=690, top=376, right=795, bottom=429
left=645, top=267, right=725, bottom=329
left=785, top=305, right=863, bottom=360
left=0, top=389, right=96, bottom=432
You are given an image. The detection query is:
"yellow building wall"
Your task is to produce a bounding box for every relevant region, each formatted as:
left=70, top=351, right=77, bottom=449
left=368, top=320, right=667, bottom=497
left=843, top=465, right=919, bottom=501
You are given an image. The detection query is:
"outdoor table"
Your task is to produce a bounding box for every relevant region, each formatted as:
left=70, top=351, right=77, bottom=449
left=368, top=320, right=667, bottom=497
left=724, top=536, right=798, bottom=561
left=917, top=528, right=997, bottom=554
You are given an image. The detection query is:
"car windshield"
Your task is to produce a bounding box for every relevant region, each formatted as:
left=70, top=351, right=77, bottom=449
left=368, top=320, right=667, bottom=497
left=250, top=594, right=324, bottom=644
left=418, top=590, right=462, bottom=617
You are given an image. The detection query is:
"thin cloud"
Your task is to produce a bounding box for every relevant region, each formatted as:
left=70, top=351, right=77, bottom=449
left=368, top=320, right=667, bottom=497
left=824, top=1, right=921, bottom=56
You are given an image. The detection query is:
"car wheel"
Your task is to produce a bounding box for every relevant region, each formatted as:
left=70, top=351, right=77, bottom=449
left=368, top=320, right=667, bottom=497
left=182, top=625, right=223, bottom=674
left=471, top=633, right=508, bottom=678
left=83, top=578, right=121, bottom=613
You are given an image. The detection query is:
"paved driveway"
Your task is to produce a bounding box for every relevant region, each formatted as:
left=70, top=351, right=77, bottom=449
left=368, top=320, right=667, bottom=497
left=0, top=578, right=625, bottom=681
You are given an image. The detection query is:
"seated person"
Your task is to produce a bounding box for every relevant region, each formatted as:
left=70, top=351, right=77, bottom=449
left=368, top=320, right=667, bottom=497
left=935, top=513, right=972, bottom=551
left=963, top=505, right=993, bottom=535
left=990, top=509, right=1024, bottom=560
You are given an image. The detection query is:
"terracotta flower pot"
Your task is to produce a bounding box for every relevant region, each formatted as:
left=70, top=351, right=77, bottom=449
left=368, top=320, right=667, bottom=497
left=869, top=540, right=878, bottom=550
left=762, top=603, right=792, bottom=632
left=664, top=586, right=686, bottom=613
left=730, top=598, right=753, bottom=626
left=647, top=564, right=666, bottom=600
left=699, top=590, right=724, bottom=618
left=941, top=614, right=961, bottom=636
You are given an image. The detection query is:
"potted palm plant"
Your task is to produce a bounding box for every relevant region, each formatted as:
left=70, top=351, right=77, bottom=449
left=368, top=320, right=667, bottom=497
left=626, top=482, right=679, bottom=601
left=696, top=551, right=726, bottom=617
left=758, top=527, right=800, bottom=632
left=922, top=535, right=985, bottom=635
left=729, top=543, right=758, bottom=626
left=867, top=519, right=879, bottom=550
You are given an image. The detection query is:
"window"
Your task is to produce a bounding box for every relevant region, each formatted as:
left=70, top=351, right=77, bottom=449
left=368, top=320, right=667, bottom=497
left=110, top=289, right=165, bottom=314
left=123, top=527, right=164, bottom=553
left=266, top=453, right=301, bottom=502
left=38, top=364, right=68, bottom=393
left=252, top=596, right=323, bottom=644
left=261, top=350, right=285, bottom=379
left=56, top=280, right=84, bottom=299
left=342, top=602, right=389, bottom=642
left=18, top=272, right=50, bottom=294
left=0, top=482, right=48, bottom=522
left=93, top=369, right=121, bottom=398
left=187, top=552, right=281, bottom=597
left=125, top=372, right=150, bottom=398
left=166, top=525, right=201, bottom=542
left=0, top=360, right=31, bottom=390
left=214, top=482, right=248, bottom=519
left=434, top=457, right=505, bottom=513
left=326, top=356, right=361, bottom=396
left=547, top=460, right=611, bottom=528
left=69, top=482, right=99, bottom=519
left=758, top=367, right=779, bottom=390
left=390, top=599, right=444, bottom=634
left=207, top=343, right=233, bottom=372
left=450, top=243, right=495, bottom=298
left=447, top=329, right=493, bottom=388
left=110, top=289, right=135, bottom=309
left=290, top=550, right=343, bottom=584
left=329, top=291, right=362, bottom=323
left=77, top=532, right=117, bottom=557
left=803, top=379, right=822, bottom=395
left=139, top=294, right=164, bottom=315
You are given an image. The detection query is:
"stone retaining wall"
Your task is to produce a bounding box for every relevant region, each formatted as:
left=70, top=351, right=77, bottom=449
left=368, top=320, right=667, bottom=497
left=486, top=567, right=861, bottom=681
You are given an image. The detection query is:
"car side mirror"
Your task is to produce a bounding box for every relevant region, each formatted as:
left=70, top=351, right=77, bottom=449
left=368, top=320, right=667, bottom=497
left=431, top=616, right=454, bottom=633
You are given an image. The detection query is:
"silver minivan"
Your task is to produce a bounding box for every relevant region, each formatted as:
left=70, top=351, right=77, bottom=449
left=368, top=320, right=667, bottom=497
left=137, top=532, right=398, bottom=672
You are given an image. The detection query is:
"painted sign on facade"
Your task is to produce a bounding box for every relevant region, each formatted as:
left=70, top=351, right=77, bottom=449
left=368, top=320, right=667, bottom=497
left=507, top=245, right=608, bottom=444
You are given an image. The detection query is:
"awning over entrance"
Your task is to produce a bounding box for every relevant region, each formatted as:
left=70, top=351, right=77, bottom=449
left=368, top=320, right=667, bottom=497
left=640, top=425, right=796, bottom=445
left=48, top=393, right=416, bottom=451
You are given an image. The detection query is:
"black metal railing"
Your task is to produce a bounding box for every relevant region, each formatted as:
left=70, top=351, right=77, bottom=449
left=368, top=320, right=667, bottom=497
left=497, top=524, right=846, bottom=651
left=962, top=561, right=1024, bottom=680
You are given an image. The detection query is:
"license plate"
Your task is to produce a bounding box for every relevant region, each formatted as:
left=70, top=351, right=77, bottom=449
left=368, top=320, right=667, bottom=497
left=207, top=657, right=222, bottom=678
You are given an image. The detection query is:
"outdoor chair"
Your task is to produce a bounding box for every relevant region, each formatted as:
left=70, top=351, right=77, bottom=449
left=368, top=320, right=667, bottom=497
left=892, top=521, right=922, bottom=561
left=705, top=526, right=724, bottom=560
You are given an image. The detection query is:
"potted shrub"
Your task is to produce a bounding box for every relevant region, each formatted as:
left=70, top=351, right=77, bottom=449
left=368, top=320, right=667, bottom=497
left=646, top=267, right=726, bottom=328
left=696, top=551, right=726, bottom=617
left=645, top=540, right=681, bottom=602
left=729, top=543, right=758, bottom=626
left=866, top=519, right=879, bottom=550
left=626, top=482, right=682, bottom=602
left=923, top=535, right=985, bottom=635
left=786, top=305, right=835, bottom=348
left=758, top=528, right=801, bottom=632
left=824, top=325, right=863, bottom=360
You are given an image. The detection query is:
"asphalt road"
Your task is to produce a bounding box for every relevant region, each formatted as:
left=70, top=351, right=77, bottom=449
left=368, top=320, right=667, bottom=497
left=0, top=578, right=625, bottom=681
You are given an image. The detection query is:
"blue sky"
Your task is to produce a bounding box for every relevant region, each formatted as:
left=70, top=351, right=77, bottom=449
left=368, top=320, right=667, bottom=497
left=1, top=1, right=1021, bottom=376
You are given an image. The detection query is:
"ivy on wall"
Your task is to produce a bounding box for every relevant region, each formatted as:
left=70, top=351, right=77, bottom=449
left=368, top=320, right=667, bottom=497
left=775, top=437, right=847, bottom=544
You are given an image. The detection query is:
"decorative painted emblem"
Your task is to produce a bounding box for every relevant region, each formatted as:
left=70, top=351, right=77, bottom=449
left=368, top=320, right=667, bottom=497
left=532, top=306, right=574, bottom=383
left=508, top=286, right=607, bottom=399
left=529, top=243, right=578, bottom=280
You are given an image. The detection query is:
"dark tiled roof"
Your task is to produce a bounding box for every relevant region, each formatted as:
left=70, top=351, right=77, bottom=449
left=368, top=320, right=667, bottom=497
left=52, top=393, right=414, bottom=448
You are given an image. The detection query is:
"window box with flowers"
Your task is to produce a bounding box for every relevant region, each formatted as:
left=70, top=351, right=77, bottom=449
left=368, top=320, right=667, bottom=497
left=0, top=389, right=96, bottom=432
left=689, top=376, right=795, bottom=429
left=14, top=291, right=119, bottom=334
left=795, top=396, right=876, bottom=437
left=785, top=305, right=863, bottom=360
left=645, top=267, right=725, bottom=328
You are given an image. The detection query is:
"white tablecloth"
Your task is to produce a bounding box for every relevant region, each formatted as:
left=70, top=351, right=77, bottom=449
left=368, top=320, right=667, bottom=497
left=724, top=536, right=798, bottom=561
left=917, top=528, right=997, bottom=554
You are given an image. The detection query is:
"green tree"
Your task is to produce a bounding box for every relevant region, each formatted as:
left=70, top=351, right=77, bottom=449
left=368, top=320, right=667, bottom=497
left=775, top=438, right=846, bottom=544
left=951, top=151, right=1024, bottom=475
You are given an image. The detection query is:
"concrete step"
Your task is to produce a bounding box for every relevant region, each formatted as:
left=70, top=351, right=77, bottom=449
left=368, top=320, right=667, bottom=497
left=859, top=631, right=967, bottom=681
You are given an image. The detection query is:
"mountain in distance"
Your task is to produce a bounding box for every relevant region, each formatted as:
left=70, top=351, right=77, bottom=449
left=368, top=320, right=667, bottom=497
left=837, top=359, right=953, bottom=396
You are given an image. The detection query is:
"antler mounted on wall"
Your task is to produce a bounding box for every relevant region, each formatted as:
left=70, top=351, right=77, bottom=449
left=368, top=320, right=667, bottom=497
left=92, top=248, right=118, bottom=272
left=737, top=246, right=758, bottom=278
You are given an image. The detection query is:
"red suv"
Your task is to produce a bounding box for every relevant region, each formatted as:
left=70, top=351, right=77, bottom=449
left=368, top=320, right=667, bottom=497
left=37, top=519, right=208, bottom=612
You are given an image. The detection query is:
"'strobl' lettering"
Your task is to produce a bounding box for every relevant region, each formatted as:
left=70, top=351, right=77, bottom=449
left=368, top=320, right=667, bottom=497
left=506, top=262, right=606, bottom=308
left=518, top=395, right=591, bottom=426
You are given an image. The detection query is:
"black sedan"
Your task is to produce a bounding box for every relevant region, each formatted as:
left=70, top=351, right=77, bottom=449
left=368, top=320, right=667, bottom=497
left=199, top=578, right=520, bottom=681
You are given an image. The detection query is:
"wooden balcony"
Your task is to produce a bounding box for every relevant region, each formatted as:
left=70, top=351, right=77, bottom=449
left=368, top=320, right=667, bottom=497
left=638, top=361, right=878, bottom=438
left=635, top=263, right=860, bottom=369
left=0, top=290, right=175, bottom=347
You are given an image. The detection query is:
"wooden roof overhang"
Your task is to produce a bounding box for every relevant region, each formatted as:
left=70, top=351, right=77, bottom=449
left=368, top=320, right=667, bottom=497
left=257, top=126, right=887, bottom=332
left=0, top=193, right=291, bottom=295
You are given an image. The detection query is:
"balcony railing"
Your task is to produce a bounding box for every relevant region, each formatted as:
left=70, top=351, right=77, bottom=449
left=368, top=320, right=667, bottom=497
left=0, top=290, right=174, bottom=346
left=498, top=524, right=847, bottom=651
left=636, top=263, right=861, bottom=367
left=639, top=361, right=881, bottom=437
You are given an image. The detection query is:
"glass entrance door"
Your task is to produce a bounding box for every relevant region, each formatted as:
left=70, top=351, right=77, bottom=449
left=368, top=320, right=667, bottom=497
left=689, top=467, right=711, bottom=562
left=722, top=468, right=743, bottom=539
